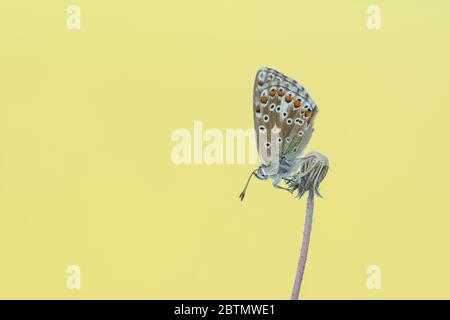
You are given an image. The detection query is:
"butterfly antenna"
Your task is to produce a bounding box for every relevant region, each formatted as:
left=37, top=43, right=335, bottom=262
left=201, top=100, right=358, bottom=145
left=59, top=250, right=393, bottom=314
left=239, top=169, right=257, bottom=201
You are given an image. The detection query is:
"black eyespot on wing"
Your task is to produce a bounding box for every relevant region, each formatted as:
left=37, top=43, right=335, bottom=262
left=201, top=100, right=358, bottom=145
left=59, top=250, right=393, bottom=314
left=294, top=118, right=304, bottom=125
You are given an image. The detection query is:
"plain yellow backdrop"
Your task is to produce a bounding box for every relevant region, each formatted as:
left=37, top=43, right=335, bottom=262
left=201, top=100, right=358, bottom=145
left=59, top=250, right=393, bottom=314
left=0, top=0, right=449, bottom=299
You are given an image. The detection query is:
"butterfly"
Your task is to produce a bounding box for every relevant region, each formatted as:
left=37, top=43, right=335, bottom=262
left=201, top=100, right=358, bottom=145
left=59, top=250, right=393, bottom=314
left=239, top=67, right=319, bottom=200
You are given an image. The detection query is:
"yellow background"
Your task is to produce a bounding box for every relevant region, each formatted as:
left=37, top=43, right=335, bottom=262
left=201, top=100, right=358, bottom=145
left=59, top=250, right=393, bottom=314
left=0, top=0, right=449, bottom=299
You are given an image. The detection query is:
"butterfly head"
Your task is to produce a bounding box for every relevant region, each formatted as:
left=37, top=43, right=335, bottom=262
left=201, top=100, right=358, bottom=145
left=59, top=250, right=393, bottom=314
left=255, top=165, right=269, bottom=180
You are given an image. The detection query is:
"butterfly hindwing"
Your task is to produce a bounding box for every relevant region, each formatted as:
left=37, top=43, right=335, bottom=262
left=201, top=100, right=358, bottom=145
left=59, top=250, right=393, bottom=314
left=253, top=67, right=319, bottom=171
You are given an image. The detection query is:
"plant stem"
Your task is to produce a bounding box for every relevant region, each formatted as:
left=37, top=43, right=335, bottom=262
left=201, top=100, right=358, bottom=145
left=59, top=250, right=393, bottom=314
left=291, top=189, right=314, bottom=300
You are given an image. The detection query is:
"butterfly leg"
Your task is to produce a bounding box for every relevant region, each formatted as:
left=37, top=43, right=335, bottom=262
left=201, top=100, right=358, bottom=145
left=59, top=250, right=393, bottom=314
left=272, top=177, right=292, bottom=192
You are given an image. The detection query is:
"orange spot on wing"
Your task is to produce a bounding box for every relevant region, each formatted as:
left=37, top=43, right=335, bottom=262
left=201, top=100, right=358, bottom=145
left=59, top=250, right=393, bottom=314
left=260, top=96, right=268, bottom=103
left=305, top=111, right=313, bottom=118
left=255, top=105, right=261, bottom=112
left=270, top=89, right=276, bottom=96
left=277, top=89, right=285, bottom=96
left=285, top=95, right=293, bottom=103
left=294, top=99, right=302, bottom=108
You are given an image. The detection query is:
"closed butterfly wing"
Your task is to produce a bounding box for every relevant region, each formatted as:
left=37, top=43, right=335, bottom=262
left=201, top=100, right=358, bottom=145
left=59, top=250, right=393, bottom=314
left=253, top=67, right=319, bottom=176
